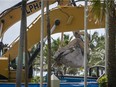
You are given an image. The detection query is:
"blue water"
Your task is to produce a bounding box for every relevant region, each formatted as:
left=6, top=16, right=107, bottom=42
left=0, top=83, right=98, bottom=87
left=0, top=76, right=98, bottom=87
left=60, top=77, right=97, bottom=83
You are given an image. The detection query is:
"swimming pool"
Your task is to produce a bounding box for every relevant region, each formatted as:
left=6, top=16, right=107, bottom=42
left=60, top=76, right=97, bottom=83
left=0, top=83, right=98, bottom=87
left=0, top=76, right=98, bottom=87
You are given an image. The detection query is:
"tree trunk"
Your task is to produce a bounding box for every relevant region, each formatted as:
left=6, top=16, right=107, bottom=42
left=46, top=0, right=51, bottom=87
left=107, top=5, right=116, bottom=87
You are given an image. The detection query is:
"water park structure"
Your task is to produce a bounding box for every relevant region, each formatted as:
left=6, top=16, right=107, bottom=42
left=0, top=0, right=106, bottom=87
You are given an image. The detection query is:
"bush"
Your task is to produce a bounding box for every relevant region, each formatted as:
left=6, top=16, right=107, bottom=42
left=97, top=74, right=107, bottom=87
left=31, top=76, right=40, bottom=83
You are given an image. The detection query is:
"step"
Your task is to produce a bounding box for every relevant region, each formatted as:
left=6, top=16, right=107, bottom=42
left=0, top=79, right=8, bottom=82
left=10, top=70, right=25, bottom=79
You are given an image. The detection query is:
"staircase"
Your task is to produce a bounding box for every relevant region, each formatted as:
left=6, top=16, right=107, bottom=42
left=8, top=70, right=25, bottom=82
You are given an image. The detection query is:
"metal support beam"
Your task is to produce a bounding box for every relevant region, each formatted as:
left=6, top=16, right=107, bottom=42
left=16, top=0, right=27, bottom=87
left=43, top=20, right=60, bottom=42
left=40, top=0, right=44, bottom=87
left=105, top=0, right=109, bottom=75
left=0, top=21, right=4, bottom=42
left=84, top=0, right=88, bottom=87
left=24, top=0, right=28, bottom=86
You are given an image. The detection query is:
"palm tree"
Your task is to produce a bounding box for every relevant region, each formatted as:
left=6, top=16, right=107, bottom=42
left=89, top=0, right=116, bottom=86
left=43, top=34, right=73, bottom=75
left=46, top=0, right=51, bottom=86
left=44, top=34, right=73, bottom=65
left=89, top=31, right=105, bottom=66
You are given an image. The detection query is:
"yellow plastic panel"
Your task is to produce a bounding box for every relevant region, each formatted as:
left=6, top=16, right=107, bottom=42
left=0, top=0, right=69, bottom=37
left=0, top=57, right=8, bottom=78
left=3, top=7, right=105, bottom=61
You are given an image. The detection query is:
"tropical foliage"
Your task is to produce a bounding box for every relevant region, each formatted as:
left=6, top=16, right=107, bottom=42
left=89, top=0, right=116, bottom=86
left=31, top=76, right=40, bottom=83
left=97, top=74, right=107, bottom=87
left=43, top=34, right=73, bottom=66
left=88, top=31, right=105, bottom=67
left=31, top=31, right=105, bottom=78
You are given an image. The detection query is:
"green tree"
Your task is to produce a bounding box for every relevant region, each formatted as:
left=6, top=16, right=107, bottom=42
left=43, top=34, right=73, bottom=65
left=44, top=34, right=74, bottom=74
left=89, top=0, right=116, bottom=86
left=89, top=31, right=105, bottom=66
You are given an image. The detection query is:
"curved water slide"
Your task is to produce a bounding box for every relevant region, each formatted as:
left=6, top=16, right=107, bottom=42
left=0, top=6, right=105, bottom=78
left=3, top=6, right=105, bottom=61
left=0, top=0, right=68, bottom=79
left=0, top=57, right=8, bottom=80
left=0, top=0, right=69, bottom=37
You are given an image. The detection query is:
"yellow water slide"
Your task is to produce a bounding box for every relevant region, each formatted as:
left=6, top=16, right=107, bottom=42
left=0, top=57, right=8, bottom=79
left=0, top=6, right=105, bottom=79
left=3, top=6, right=105, bottom=60
left=0, top=0, right=69, bottom=80
left=0, top=0, right=69, bottom=37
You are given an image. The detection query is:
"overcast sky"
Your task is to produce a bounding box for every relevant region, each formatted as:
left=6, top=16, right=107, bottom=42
left=0, top=0, right=35, bottom=13
left=0, top=0, right=41, bottom=44
left=0, top=0, right=21, bottom=13
left=0, top=0, right=22, bottom=44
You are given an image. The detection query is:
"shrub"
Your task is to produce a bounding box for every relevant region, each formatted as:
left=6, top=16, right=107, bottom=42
left=97, top=74, right=107, bottom=87
left=31, top=76, right=40, bottom=83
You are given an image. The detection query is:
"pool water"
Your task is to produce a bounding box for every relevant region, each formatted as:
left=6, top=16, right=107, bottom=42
left=0, top=83, right=98, bottom=87
left=0, top=76, right=98, bottom=87
left=60, top=76, right=97, bottom=83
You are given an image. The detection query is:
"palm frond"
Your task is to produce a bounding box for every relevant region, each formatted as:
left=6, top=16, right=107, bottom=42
left=89, top=0, right=106, bottom=23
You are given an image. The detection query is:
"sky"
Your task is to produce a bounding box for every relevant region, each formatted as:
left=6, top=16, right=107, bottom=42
left=0, top=0, right=39, bottom=45
left=0, top=0, right=22, bottom=44
left=0, top=0, right=105, bottom=45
